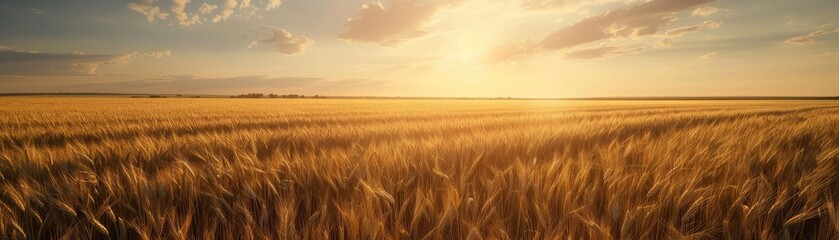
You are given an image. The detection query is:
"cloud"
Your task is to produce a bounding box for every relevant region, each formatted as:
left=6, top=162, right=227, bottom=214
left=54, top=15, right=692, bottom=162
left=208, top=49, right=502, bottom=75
left=563, top=46, right=644, bottom=60
left=128, top=0, right=170, bottom=23
left=656, top=20, right=722, bottom=47
left=824, top=51, right=839, bottom=57
left=266, top=0, right=282, bottom=10
left=171, top=0, right=189, bottom=23
left=785, top=30, right=830, bottom=45
left=691, top=6, right=718, bottom=17
left=172, top=0, right=202, bottom=26
left=30, top=8, right=46, bottom=15
left=519, top=0, right=579, bottom=10
left=541, top=0, right=715, bottom=49
left=199, top=3, right=218, bottom=15
left=339, top=0, right=463, bottom=46
left=0, top=50, right=135, bottom=76
left=0, top=45, right=12, bottom=51
left=0, top=49, right=171, bottom=76
left=213, top=0, right=238, bottom=23
left=657, top=38, right=676, bottom=47
left=481, top=40, right=538, bottom=64
left=106, top=53, right=140, bottom=65
left=664, top=20, right=722, bottom=36
left=698, top=51, right=717, bottom=60
left=314, top=79, right=391, bottom=89
left=249, top=27, right=313, bottom=55
left=129, top=0, right=280, bottom=25
left=518, top=0, right=637, bottom=11
left=486, top=0, right=716, bottom=63
left=84, top=75, right=323, bottom=91
left=145, top=50, right=173, bottom=58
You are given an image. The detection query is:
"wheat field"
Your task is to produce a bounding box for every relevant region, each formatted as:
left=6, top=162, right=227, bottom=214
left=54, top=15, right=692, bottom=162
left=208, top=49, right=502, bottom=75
left=0, top=98, right=837, bottom=239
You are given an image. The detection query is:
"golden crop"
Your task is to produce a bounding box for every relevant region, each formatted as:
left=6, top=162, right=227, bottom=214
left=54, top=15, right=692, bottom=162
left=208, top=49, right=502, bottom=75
left=1, top=98, right=838, bottom=239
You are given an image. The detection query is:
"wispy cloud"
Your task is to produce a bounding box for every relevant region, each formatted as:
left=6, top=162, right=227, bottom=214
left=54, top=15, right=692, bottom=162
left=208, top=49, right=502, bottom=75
left=199, top=2, right=218, bottom=15
left=691, top=6, right=718, bottom=17
left=145, top=50, right=173, bottom=58
left=314, top=79, right=391, bottom=89
left=664, top=20, right=723, bottom=37
left=698, top=51, right=718, bottom=60
left=0, top=48, right=171, bottom=76
left=518, top=0, right=637, bottom=11
left=84, top=75, right=322, bottom=91
left=484, top=0, right=717, bottom=63
left=785, top=30, right=831, bottom=45
left=518, top=0, right=583, bottom=10
left=658, top=20, right=723, bottom=47
left=55, top=76, right=392, bottom=94
left=0, top=51, right=132, bottom=76
left=30, top=8, right=46, bottom=15
left=563, top=46, right=644, bottom=60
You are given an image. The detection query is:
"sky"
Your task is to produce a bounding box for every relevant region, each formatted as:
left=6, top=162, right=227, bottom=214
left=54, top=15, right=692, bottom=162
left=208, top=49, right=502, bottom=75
left=0, top=0, right=837, bottom=97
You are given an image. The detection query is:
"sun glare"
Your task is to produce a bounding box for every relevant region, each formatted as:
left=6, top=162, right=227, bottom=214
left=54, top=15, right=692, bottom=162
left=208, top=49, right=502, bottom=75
left=454, top=34, right=488, bottom=61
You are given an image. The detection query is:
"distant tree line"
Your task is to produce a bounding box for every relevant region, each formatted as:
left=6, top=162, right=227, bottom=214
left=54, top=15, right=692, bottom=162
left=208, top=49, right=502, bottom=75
left=231, top=93, right=325, bottom=99
left=131, top=95, right=202, bottom=98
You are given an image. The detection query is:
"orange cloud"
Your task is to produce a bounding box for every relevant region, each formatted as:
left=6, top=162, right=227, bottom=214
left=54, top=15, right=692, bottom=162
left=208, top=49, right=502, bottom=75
left=339, top=0, right=462, bottom=46
left=541, top=0, right=715, bottom=49
left=486, top=0, right=717, bottom=63
left=563, top=46, right=644, bottom=60
left=250, top=28, right=313, bottom=55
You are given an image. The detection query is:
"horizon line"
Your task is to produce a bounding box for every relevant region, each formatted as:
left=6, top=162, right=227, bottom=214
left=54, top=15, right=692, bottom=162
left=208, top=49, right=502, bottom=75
left=1, top=92, right=838, bottom=100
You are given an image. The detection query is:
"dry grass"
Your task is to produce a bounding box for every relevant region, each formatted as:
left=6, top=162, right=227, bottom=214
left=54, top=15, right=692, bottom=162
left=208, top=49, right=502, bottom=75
left=0, top=98, right=838, bottom=239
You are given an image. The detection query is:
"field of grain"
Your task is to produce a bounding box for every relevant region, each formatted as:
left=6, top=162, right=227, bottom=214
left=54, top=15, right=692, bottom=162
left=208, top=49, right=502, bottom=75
left=0, top=98, right=837, bottom=239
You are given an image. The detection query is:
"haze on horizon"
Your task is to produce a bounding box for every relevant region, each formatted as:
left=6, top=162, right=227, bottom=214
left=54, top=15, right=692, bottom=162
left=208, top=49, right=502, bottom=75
left=0, top=0, right=837, bottom=98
